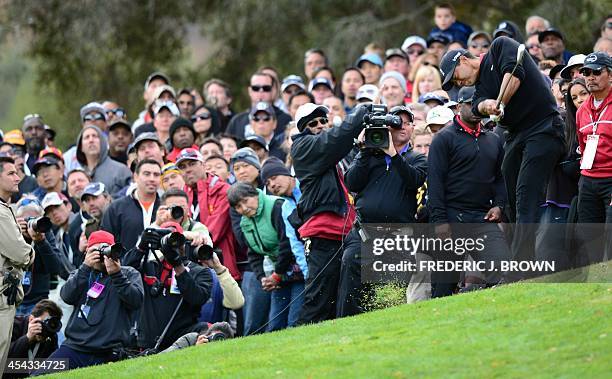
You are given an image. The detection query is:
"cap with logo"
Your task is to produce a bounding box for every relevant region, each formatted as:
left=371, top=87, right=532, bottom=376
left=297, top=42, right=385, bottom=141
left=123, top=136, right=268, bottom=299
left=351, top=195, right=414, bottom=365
left=295, top=103, right=330, bottom=132
left=153, top=100, right=180, bottom=117
left=175, top=147, right=204, bottom=165
left=389, top=105, right=414, bottom=122
left=559, top=54, right=586, bottom=80
left=281, top=75, right=306, bottom=92
left=427, top=32, right=451, bottom=47
left=356, top=84, right=380, bottom=102
left=426, top=106, right=455, bottom=127
left=419, top=92, right=447, bottom=106
left=240, top=135, right=269, bottom=152
left=39, top=147, right=63, bottom=161
left=33, top=156, right=61, bottom=175
left=440, top=49, right=469, bottom=91
left=249, top=102, right=275, bottom=118
left=308, top=77, right=334, bottom=92
left=81, top=182, right=107, bottom=201
left=457, top=86, right=476, bottom=103
left=581, top=52, right=612, bottom=71
left=401, top=36, right=427, bottom=52
left=153, top=85, right=176, bottom=101
left=42, top=192, right=68, bottom=211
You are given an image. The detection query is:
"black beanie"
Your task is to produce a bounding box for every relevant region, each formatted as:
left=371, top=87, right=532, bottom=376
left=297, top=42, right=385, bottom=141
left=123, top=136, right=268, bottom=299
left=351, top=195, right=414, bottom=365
left=169, top=117, right=196, bottom=143
left=261, top=157, right=291, bottom=183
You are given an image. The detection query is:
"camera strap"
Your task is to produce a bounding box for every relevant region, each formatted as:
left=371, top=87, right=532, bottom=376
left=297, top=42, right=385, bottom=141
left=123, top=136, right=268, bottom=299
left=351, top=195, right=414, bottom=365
left=153, top=298, right=184, bottom=352
left=28, top=342, right=41, bottom=361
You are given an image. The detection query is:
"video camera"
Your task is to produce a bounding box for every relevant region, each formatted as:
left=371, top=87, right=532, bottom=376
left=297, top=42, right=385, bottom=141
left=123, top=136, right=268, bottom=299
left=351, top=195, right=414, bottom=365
left=26, top=216, right=52, bottom=234
left=362, top=104, right=402, bottom=149
left=94, top=243, right=123, bottom=261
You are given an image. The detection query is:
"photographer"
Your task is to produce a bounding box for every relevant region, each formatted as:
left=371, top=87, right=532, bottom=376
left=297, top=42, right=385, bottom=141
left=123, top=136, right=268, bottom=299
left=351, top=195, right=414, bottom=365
left=162, top=321, right=233, bottom=353
left=43, top=231, right=143, bottom=370
left=8, top=299, right=62, bottom=375
left=227, top=182, right=302, bottom=333
left=343, top=105, right=428, bottom=316
left=14, top=196, right=63, bottom=317
left=123, top=221, right=212, bottom=351
left=291, top=102, right=367, bottom=325
left=0, top=155, right=34, bottom=375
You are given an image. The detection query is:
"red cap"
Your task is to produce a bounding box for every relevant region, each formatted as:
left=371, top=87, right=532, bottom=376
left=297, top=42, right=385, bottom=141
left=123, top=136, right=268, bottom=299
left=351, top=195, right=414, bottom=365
left=87, top=231, right=115, bottom=249
left=160, top=221, right=184, bottom=234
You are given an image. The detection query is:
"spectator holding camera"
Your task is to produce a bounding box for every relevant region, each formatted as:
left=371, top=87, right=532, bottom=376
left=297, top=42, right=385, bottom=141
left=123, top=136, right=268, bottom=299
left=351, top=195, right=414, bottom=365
left=290, top=102, right=366, bottom=324
left=227, top=182, right=301, bottom=333
left=344, top=105, right=427, bottom=315
left=123, top=221, right=212, bottom=351
left=14, top=196, right=63, bottom=317
left=8, top=299, right=62, bottom=373
left=44, top=231, right=143, bottom=370
left=0, top=155, right=34, bottom=375
left=162, top=321, right=234, bottom=353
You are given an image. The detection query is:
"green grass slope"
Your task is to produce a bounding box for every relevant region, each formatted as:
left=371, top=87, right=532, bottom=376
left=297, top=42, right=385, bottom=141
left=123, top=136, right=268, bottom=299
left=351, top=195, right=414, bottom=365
left=54, top=282, right=611, bottom=379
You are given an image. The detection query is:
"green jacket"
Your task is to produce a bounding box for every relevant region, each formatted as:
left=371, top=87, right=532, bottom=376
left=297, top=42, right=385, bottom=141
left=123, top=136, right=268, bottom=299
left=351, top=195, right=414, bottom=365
left=240, top=190, right=282, bottom=258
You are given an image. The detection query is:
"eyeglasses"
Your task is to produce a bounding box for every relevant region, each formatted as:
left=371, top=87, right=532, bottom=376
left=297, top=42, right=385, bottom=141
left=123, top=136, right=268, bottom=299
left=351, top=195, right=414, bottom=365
left=191, top=113, right=211, bottom=122
left=107, top=108, right=126, bottom=118
left=469, top=43, right=489, bottom=49
left=580, top=68, right=604, bottom=77
left=250, top=85, right=273, bottom=92
left=252, top=115, right=272, bottom=122
left=307, top=117, right=328, bottom=128
left=83, top=113, right=105, bottom=122
left=526, top=44, right=540, bottom=50
left=407, top=49, right=424, bottom=56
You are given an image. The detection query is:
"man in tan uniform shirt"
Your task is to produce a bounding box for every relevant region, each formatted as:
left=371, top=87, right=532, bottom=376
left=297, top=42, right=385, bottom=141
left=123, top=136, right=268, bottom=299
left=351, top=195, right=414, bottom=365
left=0, top=155, right=34, bottom=375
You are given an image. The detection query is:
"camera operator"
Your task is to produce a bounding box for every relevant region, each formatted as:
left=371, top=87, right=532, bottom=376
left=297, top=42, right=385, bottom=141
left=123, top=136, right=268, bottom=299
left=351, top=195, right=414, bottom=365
left=123, top=221, right=212, bottom=351
left=0, top=155, right=34, bottom=375
left=14, top=196, right=63, bottom=317
left=7, top=299, right=62, bottom=377
left=343, top=105, right=428, bottom=316
left=290, top=102, right=367, bottom=324
left=42, top=231, right=143, bottom=370
left=162, top=321, right=233, bottom=353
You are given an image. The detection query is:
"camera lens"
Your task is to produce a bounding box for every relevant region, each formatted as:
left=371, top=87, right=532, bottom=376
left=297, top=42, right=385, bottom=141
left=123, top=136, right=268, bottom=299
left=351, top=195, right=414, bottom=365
left=28, top=216, right=52, bottom=233
left=170, top=206, right=184, bottom=220
left=196, top=244, right=214, bottom=261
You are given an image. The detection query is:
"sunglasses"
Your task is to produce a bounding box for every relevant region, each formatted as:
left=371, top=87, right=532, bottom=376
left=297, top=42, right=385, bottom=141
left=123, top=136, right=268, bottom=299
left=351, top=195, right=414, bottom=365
left=470, top=43, right=490, bottom=49
left=250, top=85, right=273, bottom=92
left=191, top=113, right=211, bottom=122
left=83, top=113, right=105, bottom=122
left=307, top=117, right=328, bottom=128
left=107, top=108, right=126, bottom=118
left=407, top=48, right=424, bottom=56
left=252, top=115, right=272, bottom=122
left=580, top=68, right=604, bottom=77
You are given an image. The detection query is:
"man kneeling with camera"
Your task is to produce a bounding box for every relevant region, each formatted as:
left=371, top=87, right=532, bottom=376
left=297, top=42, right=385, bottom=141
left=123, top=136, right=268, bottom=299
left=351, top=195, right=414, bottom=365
left=123, top=216, right=212, bottom=352
left=40, top=231, right=144, bottom=370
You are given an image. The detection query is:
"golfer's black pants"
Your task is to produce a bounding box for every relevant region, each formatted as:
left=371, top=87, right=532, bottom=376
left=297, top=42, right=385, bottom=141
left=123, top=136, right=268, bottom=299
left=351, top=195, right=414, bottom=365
left=297, top=237, right=343, bottom=325
left=501, top=116, right=565, bottom=277
left=337, top=229, right=373, bottom=318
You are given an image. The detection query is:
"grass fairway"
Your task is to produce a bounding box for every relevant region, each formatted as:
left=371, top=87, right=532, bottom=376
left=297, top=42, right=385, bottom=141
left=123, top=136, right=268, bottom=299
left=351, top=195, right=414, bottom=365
left=53, top=281, right=611, bottom=378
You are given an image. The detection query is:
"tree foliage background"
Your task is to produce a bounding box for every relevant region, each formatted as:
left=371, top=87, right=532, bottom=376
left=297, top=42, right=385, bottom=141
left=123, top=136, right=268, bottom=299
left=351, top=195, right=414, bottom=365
left=0, top=0, right=609, bottom=147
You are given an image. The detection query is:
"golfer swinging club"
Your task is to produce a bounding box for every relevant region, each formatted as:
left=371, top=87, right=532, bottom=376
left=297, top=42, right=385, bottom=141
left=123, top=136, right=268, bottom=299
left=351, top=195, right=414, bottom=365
left=439, top=36, right=566, bottom=280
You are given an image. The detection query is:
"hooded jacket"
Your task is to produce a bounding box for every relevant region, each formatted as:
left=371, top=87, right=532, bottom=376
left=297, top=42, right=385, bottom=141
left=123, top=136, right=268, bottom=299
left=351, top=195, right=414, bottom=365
left=76, top=125, right=132, bottom=195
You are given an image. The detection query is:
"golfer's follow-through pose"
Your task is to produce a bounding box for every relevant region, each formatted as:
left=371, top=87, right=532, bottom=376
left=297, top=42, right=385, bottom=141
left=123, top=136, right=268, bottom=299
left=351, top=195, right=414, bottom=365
left=439, top=36, right=566, bottom=280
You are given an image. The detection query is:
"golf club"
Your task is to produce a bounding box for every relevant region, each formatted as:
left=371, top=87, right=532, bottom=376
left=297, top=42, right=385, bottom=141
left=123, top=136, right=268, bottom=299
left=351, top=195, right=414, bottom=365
left=491, top=43, right=526, bottom=122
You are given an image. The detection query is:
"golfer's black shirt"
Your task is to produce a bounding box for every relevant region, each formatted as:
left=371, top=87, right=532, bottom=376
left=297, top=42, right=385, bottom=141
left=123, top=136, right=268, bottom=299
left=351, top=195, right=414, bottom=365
left=472, top=37, right=558, bottom=134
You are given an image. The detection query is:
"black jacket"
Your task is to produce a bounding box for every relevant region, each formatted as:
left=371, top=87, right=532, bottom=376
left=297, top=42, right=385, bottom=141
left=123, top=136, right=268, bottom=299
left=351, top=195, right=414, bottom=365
left=428, top=116, right=506, bottom=223
left=22, top=233, right=63, bottom=306
left=122, top=250, right=212, bottom=350
left=345, top=146, right=427, bottom=223
left=291, top=106, right=367, bottom=223
left=60, top=264, right=143, bottom=353
left=227, top=105, right=291, bottom=140
left=8, top=315, right=58, bottom=360
left=100, top=191, right=160, bottom=251
left=472, top=36, right=558, bottom=134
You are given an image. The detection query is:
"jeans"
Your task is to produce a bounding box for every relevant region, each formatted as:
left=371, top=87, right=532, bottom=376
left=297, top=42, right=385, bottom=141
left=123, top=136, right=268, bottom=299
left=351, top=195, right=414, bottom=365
left=268, top=281, right=305, bottom=331
left=241, top=271, right=271, bottom=336
left=501, top=116, right=565, bottom=277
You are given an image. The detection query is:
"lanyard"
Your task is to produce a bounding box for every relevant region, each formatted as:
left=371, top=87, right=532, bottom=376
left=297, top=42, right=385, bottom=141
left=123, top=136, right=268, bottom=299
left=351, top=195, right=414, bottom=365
left=589, top=105, right=609, bottom=135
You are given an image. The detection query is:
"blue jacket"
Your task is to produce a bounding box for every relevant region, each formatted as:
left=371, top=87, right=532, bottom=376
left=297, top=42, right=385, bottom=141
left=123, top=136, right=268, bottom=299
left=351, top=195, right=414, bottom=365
left=281, top=179, right=308, bottom=278
left=430, top=20, right=473, bottom=45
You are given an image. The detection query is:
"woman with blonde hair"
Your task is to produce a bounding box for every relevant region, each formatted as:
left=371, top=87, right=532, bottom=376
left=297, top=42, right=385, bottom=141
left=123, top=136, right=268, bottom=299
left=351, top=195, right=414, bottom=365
left=412, top=65, right=442, bottom=103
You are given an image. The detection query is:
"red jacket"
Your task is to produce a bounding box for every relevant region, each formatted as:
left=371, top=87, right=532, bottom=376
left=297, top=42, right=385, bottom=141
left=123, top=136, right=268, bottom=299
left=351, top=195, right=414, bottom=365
left=185, top=175, right=243, bottom=280
left=576, top=89, right=612, bottom=178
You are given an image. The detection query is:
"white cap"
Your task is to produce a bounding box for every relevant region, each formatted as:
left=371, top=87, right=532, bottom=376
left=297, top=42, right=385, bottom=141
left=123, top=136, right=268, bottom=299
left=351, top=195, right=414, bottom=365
left=356, top=84, right=379, bottom=102
left=153, top=84, right=176, bottom=100
left=560, top=54, right=586, bottom=80
left=401, top=36, right=427, bottom=52
left=42, top=192, right=66, bottom=211
left=153, top=100, right=180, bottom=117
left=295, top=103, right=329, bottom=131
left=426, top=106, right=455, bottom=126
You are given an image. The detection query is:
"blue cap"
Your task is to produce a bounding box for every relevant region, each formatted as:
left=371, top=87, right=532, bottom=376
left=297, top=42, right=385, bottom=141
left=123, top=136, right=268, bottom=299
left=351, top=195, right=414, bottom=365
left=356, top=53, right=383, bottom=68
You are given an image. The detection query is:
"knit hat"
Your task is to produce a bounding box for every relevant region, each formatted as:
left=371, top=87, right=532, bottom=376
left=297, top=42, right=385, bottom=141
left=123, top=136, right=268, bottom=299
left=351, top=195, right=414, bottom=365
left=87, top=230, right=115, bottom=249
left=230, top=147, right=261, bottom=171
left=169, top=117, right=196, bottom=143
left=379, top=71, right=407, bottom=94
left=261, top=157, right=291, bottom=183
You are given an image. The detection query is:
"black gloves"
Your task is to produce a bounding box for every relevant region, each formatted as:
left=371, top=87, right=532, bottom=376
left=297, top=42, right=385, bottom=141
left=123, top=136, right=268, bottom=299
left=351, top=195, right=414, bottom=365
left=161, top=243, right=182, bottom=267
left=138, top=228, right=163, bottom=251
